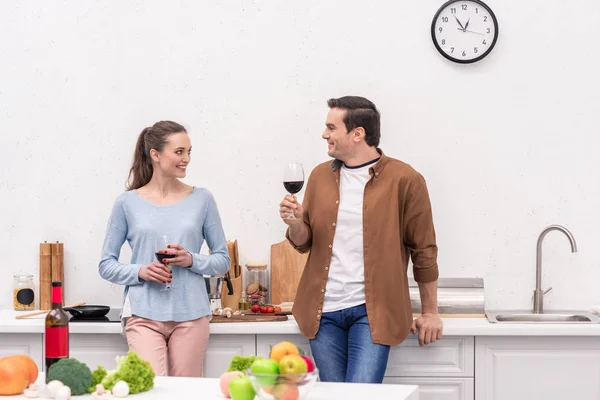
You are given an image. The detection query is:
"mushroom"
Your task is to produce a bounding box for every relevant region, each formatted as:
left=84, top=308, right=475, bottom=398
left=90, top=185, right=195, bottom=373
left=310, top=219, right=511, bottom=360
left=111, top=381, right=130, bottom=398
left=92, top=384, right=112, bottom=399
left=23, top=388, right=39, bottom=398
left=55, top=385, right=71, bottom=400
left=222, top=307, right=233, bottom=318
left=46, top=380, right=65, bottom=398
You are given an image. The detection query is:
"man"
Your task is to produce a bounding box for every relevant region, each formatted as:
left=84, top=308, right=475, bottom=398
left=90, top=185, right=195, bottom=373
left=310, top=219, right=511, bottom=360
left=279, top=96, right=443, bottom=384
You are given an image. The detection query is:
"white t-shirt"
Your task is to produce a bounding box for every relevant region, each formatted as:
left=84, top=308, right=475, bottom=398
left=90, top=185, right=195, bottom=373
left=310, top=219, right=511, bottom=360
left=322, top=159, right=377, bottom=313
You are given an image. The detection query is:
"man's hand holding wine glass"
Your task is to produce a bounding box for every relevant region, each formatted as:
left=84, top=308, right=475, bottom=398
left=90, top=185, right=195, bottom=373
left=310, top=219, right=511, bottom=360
left=280, top=194, right=305, bottom=225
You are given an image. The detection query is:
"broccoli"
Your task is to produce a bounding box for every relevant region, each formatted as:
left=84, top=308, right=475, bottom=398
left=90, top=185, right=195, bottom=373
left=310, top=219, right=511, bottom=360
left=87, top=365, right=107, bottom=393
left=227, top=355, right=263, bottom=373
left=46, top=358, right=93, bottom=396
left=101, top=350, right=155, bottom=394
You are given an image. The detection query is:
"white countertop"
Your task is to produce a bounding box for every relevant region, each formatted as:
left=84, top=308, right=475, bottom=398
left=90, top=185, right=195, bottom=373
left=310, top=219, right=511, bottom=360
left=3, top=373, right=419, bottom=399
left=3, top=309, right=600, bottom=336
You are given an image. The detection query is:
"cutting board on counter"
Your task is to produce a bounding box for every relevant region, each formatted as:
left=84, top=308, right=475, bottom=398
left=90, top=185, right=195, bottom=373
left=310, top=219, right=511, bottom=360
left=270, top=239, right=309, bottom=305
left=210, top=314, right=288, bottom=323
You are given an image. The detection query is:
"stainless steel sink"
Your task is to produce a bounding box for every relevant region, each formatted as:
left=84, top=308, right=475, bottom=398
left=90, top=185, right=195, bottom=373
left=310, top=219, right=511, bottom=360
left=486, top=310, right=600, bottom=324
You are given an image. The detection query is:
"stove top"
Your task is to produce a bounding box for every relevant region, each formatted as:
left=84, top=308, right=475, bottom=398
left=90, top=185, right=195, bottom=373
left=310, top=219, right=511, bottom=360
left=68, top=308, right=122, bottom=323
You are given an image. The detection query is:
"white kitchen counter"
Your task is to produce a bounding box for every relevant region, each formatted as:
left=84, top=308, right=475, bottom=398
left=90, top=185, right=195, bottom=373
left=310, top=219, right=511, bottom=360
left=3, top=373, right=419, bottom=399
left=3, top=309, right=600, bottom=336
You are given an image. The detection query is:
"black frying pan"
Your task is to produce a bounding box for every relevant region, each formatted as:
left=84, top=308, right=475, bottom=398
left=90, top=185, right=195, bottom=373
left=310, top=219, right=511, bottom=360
left=63, top=305, right=110, bottom=318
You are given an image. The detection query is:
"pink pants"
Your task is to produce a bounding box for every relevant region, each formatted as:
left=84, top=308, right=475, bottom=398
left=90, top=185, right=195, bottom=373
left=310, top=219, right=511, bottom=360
left=124, top=315, right=210, bottom=377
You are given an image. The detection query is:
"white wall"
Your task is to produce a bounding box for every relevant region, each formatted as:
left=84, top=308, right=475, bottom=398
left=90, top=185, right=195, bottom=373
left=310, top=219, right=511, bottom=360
left=1, top=1, right=598, bottom=312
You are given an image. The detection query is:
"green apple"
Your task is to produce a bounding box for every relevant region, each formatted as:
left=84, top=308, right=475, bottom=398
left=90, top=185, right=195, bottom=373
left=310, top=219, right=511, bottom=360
left=228, top=376, right=256, bottom=400
left=279, top=354, right=308, bottom=375
left=250, top=358, right=279, bottom=386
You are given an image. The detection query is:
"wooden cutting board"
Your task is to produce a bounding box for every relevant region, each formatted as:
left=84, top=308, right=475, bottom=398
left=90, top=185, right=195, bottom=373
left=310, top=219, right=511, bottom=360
left=270, top=239, right=309, bottom=305
left=210, top=314, right=288, bottom=323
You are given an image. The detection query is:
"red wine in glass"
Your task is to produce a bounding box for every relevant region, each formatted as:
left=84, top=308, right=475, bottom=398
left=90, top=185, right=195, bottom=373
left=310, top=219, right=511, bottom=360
left=283, top=163, right=304, bottom=220
left=155, top=234, right=174, bottom=291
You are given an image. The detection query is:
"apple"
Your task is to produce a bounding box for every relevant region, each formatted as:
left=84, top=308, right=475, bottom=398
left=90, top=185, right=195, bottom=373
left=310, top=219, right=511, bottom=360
left=274, top=383, right=300, bottom=400
left=299, top=355, right=315, bottom=373
left=228, top=376, right=256, bottom=400
left=219, top=371, right=244, bottom=398
left=250, top=358, right=279, bottom=386
left=270, top=341, right=299, bottom=363
left=278, top=355, right=308, bottom=375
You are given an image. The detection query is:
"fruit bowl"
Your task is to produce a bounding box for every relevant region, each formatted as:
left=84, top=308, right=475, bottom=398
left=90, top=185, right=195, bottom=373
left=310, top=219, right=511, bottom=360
left=246, top=368, right=319, bottom=400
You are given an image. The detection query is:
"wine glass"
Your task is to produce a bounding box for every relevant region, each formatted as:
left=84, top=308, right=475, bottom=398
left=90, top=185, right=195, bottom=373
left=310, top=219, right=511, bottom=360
left=155, top=234, right=175, bottom=292
left=283, top=162, right=305, bottom=220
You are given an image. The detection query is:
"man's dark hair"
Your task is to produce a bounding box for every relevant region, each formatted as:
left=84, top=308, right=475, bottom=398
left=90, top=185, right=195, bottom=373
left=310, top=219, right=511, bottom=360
left=327, top=96, right=380, bottom=147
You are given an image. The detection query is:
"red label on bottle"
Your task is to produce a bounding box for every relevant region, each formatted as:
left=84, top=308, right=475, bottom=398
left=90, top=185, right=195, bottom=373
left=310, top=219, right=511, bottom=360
left=52, top=286, right=62, bottom=303
left=45, top=327, right=69, bottom=358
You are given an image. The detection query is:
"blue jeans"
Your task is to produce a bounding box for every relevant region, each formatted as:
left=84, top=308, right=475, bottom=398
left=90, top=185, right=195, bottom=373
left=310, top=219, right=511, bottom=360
left=309, top=303, right=390, bottom=383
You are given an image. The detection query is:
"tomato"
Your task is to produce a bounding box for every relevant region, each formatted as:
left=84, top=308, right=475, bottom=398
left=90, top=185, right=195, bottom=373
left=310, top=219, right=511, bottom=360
left=250, top=305, right=260, bottom=313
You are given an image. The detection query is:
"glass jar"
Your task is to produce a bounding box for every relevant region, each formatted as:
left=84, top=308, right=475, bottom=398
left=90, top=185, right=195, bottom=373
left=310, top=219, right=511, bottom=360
left=13, top=274, right=35, bottom=311
left=245, top=262, right=269, bottom=305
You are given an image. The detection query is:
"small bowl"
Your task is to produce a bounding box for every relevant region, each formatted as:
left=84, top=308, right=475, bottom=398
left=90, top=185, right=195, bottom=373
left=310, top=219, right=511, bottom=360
left=246, top=368, right=319, bottom=400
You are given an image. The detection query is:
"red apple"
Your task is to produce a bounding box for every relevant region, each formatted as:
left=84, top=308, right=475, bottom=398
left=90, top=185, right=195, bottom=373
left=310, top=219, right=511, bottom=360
left=274, top=383, right=299, bottom=400
left=299, top=355, right=315, bottom=373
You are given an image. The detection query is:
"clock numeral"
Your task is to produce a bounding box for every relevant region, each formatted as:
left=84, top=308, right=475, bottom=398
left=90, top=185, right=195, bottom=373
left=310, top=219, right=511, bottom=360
left=441, top=16, right=449, bottom=23
left=484, top=16, right=488, bottom=22
left=483, top=39, right=487, bottom=45
left=442, top=39, right=446, bottom=45
left=474, top=47, right=479, bottom=54
left=450, top=47, right=455, bottom=53
left=476, top=7, right=479, bottom=14
left=451, top=7, right=456, bottom=13
left=439, top=27, right=443, bottom=33
left=462, top=51, right=466, bottom=56
left=462, top=4, right=467, bottom=10
left=486, top=28, right=491, bottom=34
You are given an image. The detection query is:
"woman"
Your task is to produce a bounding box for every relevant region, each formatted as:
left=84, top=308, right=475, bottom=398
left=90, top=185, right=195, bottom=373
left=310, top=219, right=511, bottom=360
left=98, top=120, right=230, bottom=377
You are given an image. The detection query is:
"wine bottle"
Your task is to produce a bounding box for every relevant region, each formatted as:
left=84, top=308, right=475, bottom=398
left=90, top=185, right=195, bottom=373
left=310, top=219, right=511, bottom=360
left=45, top=281, right=69, bottom=379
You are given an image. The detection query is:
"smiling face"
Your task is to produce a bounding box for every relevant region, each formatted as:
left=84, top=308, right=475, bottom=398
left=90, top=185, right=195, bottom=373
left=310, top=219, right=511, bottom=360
left=322, top=107, right=357, bottom=162
left=150, top=132, right=192, bottom=179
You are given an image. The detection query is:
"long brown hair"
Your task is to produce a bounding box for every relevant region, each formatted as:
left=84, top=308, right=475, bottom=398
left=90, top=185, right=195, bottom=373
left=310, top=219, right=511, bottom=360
left=126, top=120, right=187, bottom=190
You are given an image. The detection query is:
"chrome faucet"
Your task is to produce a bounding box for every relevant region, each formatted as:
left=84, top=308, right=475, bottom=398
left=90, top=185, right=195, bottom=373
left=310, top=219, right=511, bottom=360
left=533, top=225, right=578, bottom=314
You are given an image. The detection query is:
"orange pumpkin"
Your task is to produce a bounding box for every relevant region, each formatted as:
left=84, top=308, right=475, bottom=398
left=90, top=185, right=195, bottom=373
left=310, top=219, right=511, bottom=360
left=0, top=356, right=30, bottom=395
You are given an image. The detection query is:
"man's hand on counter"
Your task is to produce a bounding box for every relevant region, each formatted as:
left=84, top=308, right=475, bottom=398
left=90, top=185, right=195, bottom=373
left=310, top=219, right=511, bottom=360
left=411, top=313, right=443, bottom=347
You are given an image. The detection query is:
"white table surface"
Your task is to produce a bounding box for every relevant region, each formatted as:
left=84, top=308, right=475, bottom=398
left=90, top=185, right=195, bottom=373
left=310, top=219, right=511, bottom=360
left=3, top=373, right=419, bottom=399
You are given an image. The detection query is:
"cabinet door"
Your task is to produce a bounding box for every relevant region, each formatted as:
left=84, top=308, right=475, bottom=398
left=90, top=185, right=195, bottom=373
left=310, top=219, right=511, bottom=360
left=203, top=335, right=256, bottom=378
left=0, top=333, right=43, bottom=371
left=68, top=334, right=129, bottom=372
left=386, top=336, right=474, bottom=377
left=475, top=336, right=600, bottom=400
left=385, top=377, right=474, bottom=400
left=256, top=334, right=311, bottom=358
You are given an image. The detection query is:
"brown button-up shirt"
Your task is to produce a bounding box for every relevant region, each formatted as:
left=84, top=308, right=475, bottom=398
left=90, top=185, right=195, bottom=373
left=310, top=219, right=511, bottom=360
left=286, top=149, right=439, bottom=346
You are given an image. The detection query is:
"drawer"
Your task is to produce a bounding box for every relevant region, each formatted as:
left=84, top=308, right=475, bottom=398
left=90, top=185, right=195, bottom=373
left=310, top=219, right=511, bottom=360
left=384, top=377, right=474, bottom=400
left=385, top=336, right=474, bottom=377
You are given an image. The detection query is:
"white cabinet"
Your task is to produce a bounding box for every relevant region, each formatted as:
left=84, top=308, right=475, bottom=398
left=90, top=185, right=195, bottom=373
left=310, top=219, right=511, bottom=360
left=202, top=334, right=256, bottom=378
left=387, top=336, right=474, bottom=377
left=256, top=334, right=311, bottom=358
left=475, top=336, right=600, bottom=400
left=67, top=334, right=129, bottom=372
left=0, top=333, right=43, bottom=372
left=385, top=377, right=474, bottom=400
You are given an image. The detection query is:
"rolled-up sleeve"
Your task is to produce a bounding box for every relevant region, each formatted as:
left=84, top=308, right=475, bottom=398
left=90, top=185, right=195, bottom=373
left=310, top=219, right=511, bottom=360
left=403, top=173, right=439, bottom=283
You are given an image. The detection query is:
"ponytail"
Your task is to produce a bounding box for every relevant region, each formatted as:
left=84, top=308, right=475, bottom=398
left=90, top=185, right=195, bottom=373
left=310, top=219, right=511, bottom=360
left=126, top=121, right=187, bottom=190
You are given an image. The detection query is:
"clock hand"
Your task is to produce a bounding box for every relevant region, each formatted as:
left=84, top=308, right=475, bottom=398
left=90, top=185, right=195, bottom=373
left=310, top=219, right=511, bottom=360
left=464, top=18, right=470, bottom=30
left=453, top=14, right=465, bottom=31
left=457, top=28, right=484, bottom=35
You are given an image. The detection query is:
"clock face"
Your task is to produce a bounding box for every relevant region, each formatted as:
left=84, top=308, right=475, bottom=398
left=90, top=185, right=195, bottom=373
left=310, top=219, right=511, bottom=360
left=431, top=0, right=499, bottom=63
